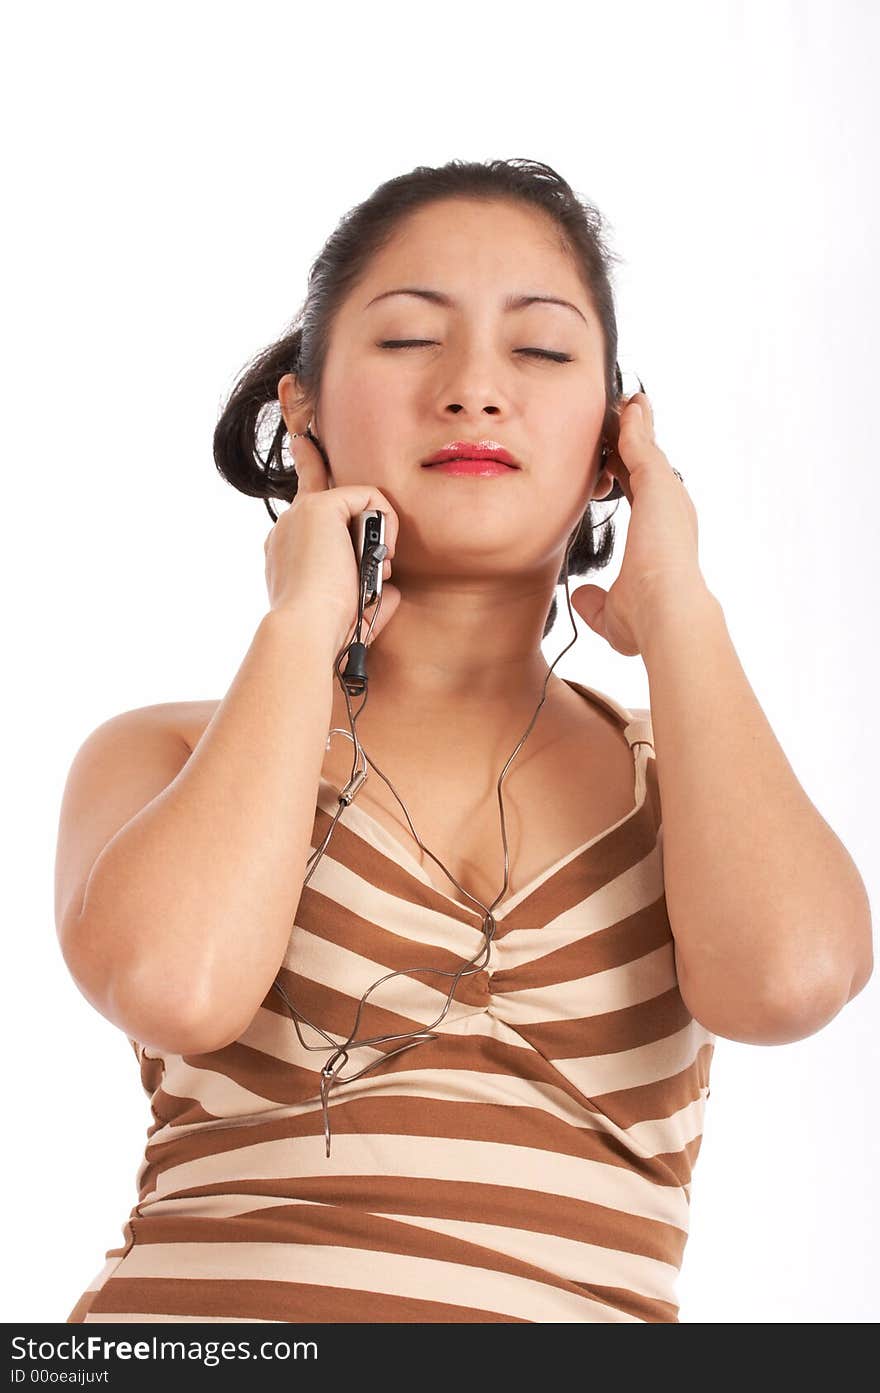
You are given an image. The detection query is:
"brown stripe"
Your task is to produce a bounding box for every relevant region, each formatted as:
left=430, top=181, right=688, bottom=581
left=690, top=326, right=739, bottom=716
left=149, top=1093, right=693, bottom=1192
left=593, top=1043, right=715, bottom=1131
left=572, top=1281, right=678, bottom=1323
left=147, top=1089, right=219, bottom=1129
left=108, top=1207, right=667, bottom=1316
left=310, top=804, right=484, bottom=925
left=142, top=1047, right=604, bottom=1175
left=295, top=874, right=484, bottom=975
left=263, top=958, right=484, bottom=1043
left=136, top=1049, right=166, bottom=1097
left=499, top=796, right=658, bottom=934
left=139, top=1176, right=687, bottom=1266
left=157, top=1031, right=608, bottom=1145
left=518, top=985, right=694, bottom=1059
left=82, top=1276, right=526, bottom=1323
left=656, top=1130, right=710, bottom=1188
left=492, top=899, right=673, bottom=991
left=143, top=1038, right=709, bottom=1192
left=291, top=881, right=489, bottom=998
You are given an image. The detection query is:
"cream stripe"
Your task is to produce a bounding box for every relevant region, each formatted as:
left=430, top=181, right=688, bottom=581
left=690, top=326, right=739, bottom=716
left=297, top=853, right=485, bottom=945
left=498, top=848, right=664, bottom=966
left=288, top=927, right=488, bottom=1021
left=627, top=1089, right=710, bottom=1157
left=144, top=1066, right=706, bottom=1169
left=152, top=1057, right=310, bottom=1124
left=151, top=1012, right=707, bottom=1145
left=545, top=1020, right=712, bottom=1099
left=138, top=1193, right=329, bottom=1220
left=237, top=998, right=390, bottom=1073
left=134, top=1192, right=683, bottom=1304
left=286, top=930, right=678, bottom=1028
left=497, top=942, right=677, bottom=1022
left=149, top=1012, right=537, bottom=1137
left=464, top=859, right=662, bottom=979
left=111, top=1241, right=644, bottom=1323
left=371, top=1210, right=680, bottom=1301
left=144, top=1075, right=707, bottom=1220
left=301, top=839, right=664, bottom=975
left=154, top=1003, right=535, bottom=1133
left=149, top=1060, right=690, bottom=1152
left=148, top=987, right=706, bottom=1139
left=148, top=1132, right=689, bottom=1228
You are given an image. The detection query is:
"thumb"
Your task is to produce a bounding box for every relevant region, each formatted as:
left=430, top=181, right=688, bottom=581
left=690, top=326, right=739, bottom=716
left=337, top=584, right=402, bottom=656
left=570, top=583, right=609, bottom=639
left=365, top=583, right=402, bottom=646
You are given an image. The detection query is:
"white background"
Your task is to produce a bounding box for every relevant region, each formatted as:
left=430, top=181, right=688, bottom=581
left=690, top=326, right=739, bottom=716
left=3, top=0, right=877, bottom=1324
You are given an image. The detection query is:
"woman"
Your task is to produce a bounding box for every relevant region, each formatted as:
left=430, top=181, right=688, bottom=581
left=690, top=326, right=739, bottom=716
left=58, top=157, right=872, bottom=1324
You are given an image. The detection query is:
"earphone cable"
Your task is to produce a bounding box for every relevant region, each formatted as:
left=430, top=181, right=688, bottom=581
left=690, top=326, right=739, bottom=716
left=270, top=529, right=590, bottom=1157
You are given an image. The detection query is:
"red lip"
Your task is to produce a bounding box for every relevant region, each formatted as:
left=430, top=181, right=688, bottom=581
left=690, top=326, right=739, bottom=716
left=422, top=441, right=520, bottom=468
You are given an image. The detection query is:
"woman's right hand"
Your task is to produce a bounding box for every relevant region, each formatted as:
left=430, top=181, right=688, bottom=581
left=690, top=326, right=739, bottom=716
left=263, top=431, right=402, bottom=657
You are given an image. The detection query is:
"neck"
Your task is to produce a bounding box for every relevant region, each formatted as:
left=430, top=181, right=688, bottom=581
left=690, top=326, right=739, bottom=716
left=356, top=576, right=571, bottom=710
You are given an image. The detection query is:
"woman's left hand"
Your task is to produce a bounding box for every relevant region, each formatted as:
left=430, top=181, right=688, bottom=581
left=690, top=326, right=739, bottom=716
left=570, top=392, right=706, bottom=656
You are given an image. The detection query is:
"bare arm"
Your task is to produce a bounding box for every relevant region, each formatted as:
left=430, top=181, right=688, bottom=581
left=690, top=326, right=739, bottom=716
left=637, top=582, right=873, bottom=1044
left=57, top=607, right=338, bottom=1054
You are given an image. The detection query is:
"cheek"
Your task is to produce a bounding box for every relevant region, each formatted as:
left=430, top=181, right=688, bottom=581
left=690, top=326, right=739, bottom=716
left=549, top=456, right=596, bottom=525
left=344, top=351, right=413, bottom=421
left=541, top=390, right=603, bottom=446
left=320, top=360, right=389, bottom=462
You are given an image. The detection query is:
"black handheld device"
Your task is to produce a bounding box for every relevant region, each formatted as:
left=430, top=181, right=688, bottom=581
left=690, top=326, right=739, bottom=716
left=340, top=509, right=388, bottom=696
left=350, top=510, right=387, bottom=608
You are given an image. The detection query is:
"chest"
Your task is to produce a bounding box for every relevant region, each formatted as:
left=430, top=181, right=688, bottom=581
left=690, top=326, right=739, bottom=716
left=319, top=700, right=639, bottom=912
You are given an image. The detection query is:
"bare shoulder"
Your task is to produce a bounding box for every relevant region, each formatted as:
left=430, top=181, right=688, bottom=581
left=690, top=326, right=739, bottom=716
left=154, top=699, right=221, bottom=754
left=55, top=701, right=215, bottom=939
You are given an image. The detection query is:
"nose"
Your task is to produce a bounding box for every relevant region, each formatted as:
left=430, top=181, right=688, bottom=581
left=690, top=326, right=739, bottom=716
left=446, top=401, right=500, bottom=415
left=438, top=345, right=508, bottom=417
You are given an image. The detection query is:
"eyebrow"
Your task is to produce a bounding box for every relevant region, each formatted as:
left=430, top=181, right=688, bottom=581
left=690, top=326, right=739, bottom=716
left=363, top=286, right=589, bottom=325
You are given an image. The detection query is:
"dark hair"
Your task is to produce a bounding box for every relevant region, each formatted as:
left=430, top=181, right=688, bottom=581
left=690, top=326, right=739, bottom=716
left=213, top=157, right=625, bottom=637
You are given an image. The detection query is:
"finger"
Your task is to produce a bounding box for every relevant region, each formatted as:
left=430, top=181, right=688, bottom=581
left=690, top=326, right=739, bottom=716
left=291, top=429, right=332, bottom=494
left=617, top=403, right=680, bottom=495
left=605, top=449, right=634, bottom=508
left=623, top=393, right=647, bottom=430
left=617, top=395, right=663, bottom=473
left=627, top=390, right=654, bottom=438
left=606, top=390, right=645, bottom=452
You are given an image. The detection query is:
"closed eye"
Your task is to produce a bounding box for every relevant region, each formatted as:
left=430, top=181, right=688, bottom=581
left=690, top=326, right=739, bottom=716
left=377, top=340, right=573, bottom=363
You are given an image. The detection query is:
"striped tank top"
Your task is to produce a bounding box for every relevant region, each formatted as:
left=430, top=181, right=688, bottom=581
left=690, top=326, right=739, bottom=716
left=67, top=680, right=715, bottom=1324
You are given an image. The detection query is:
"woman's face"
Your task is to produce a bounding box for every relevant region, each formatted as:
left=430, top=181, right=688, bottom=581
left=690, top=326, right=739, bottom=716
left=294, top=196, right=613, bottom=577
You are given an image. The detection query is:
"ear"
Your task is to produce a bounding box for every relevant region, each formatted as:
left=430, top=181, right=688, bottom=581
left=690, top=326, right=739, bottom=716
left=277, top=373, right=311, bottom=437
left=592, top=462, right=617, bottom=501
